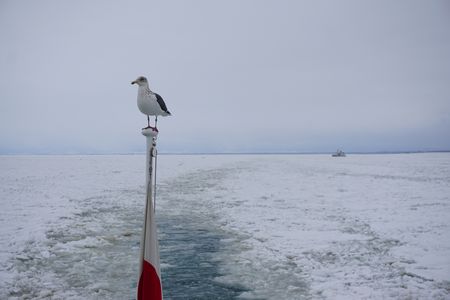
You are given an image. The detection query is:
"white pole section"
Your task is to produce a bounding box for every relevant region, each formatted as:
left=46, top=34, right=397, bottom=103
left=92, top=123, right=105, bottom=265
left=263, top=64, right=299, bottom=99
left=137, top=127, right=162, bottom=300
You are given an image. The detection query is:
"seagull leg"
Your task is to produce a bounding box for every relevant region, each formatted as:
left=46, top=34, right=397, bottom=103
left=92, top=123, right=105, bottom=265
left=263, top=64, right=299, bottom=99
left=147, top=115, right=150, bottom=128
left=155, top=116, right=158, bottom=131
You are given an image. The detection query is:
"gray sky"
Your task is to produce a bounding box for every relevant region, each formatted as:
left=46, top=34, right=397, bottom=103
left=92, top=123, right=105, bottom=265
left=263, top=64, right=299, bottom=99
left=1, top=0, right=449, bottom=154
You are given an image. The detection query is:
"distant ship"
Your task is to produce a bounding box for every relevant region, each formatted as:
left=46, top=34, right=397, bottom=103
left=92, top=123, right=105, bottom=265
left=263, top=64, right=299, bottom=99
left=332, top=149, right=346, bottom=157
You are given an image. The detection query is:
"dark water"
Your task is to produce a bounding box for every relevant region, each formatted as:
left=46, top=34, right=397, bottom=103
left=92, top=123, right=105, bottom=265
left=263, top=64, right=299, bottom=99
left=157, top=214, right=248, bottom=300
left=153, top=166, right=251, bottom=299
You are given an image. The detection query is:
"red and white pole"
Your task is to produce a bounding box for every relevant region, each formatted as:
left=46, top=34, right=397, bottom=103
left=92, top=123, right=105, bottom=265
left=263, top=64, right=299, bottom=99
left=137, top=128, right=162, bottom=300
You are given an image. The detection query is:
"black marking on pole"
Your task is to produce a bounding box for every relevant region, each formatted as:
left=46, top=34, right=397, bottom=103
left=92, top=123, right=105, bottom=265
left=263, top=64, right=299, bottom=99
left=154, top=147, right=158, bottom=213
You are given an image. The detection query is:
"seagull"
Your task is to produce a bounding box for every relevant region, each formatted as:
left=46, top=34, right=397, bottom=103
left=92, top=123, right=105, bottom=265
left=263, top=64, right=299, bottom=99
left=131, top=76, right=171, bottom=130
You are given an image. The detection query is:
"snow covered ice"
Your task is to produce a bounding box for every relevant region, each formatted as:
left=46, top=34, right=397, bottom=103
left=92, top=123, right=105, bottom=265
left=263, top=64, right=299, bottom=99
left=1, top=153, right=449, bottom=299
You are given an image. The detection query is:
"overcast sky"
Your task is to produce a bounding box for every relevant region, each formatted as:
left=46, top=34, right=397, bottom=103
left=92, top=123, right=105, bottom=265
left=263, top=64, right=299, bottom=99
left=1, top=0, right=449, bottom=154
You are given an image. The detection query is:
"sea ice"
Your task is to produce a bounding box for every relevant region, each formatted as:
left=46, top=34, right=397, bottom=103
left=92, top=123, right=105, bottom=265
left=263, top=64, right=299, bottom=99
left=1, top=153, right=449, bottom=299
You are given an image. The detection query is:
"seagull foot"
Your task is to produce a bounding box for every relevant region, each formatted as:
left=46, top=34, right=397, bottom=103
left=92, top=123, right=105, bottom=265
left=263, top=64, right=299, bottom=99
left=142, top=126, right=159, bottom=132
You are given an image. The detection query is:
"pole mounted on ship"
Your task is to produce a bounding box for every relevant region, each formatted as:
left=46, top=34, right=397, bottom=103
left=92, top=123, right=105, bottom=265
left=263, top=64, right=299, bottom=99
left=132, top=74, right=170, bottom=299
left=137, top=127, right=163, bottom=300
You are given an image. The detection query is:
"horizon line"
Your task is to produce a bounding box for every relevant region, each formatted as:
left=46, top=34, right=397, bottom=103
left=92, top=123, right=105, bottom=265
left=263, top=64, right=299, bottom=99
left=1, top=150, right=449, bottom=156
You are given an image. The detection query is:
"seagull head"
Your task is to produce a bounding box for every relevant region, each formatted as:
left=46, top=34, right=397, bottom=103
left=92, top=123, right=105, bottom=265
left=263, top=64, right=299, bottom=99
left=131, top=76, right=148, bottom=86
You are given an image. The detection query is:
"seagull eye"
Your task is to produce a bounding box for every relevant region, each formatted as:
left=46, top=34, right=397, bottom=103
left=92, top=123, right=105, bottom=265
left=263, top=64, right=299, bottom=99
left=139, top=77, right=146, bottom=81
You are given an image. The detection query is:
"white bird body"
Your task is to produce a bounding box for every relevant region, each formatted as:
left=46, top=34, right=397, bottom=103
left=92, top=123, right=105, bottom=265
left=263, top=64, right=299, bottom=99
left=137, top=87, right=169, bottom=117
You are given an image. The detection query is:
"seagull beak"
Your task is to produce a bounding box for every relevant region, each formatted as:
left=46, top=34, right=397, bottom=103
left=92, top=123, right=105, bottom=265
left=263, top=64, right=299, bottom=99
left=131, top=80, right=137, bottom=85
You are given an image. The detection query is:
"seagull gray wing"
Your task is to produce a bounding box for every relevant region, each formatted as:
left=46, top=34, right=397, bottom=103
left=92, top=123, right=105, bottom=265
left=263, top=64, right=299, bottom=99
left=155, top=93, right=171, bottom=115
